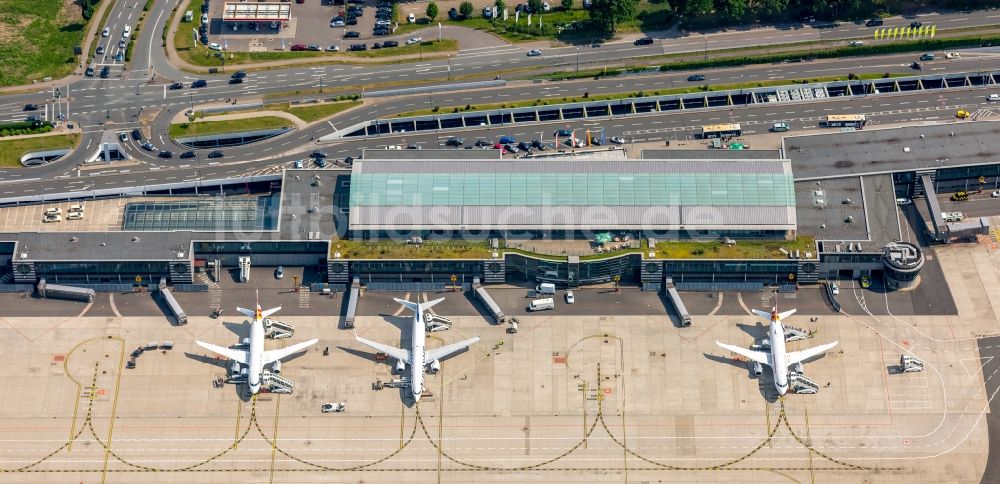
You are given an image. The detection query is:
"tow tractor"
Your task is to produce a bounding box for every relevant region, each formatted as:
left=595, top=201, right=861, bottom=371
left=321, top=402, right=346, bottom=413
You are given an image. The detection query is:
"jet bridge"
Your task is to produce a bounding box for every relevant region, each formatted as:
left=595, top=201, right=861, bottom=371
left=919, top=172, right=944, bottom=239
left=663, top=277, right=692, bottom=327
left=344, top=277, right=360, bottom=329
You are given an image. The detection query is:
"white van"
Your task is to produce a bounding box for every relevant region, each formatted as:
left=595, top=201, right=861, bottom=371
left=528, top=298, right=554, bottom=311
left=535, top=283, right=556, bottom=295
left=122, top=25, right=131, bottom=38
left=988, top=94, right=1000, bottom=102
left=942, top=211, right=964, bottom=222
left=895, top=198, right=913, bottom=206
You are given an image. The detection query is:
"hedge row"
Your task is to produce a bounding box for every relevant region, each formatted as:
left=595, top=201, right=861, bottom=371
left=660, top=35, right=1000, bottom=72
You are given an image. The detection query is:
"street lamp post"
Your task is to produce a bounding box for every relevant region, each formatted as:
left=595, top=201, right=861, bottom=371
left=576, top=47, right=579, bottom=73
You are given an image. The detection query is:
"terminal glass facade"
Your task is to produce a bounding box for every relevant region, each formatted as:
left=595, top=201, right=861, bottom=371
left=124, top=196, right=279, bottom=231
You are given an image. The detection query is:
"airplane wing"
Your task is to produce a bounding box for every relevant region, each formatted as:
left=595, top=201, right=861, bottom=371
left=355, top=335, right=410, bottom=362
left=261, top=338, right=318, bottom=365
left=785, top=341, right=838, bottom=367
left=425, top=337, right=480, bottom=362
left=196, top=340, right=248, bottom=364
left=716, top=341, right=770, bottom=366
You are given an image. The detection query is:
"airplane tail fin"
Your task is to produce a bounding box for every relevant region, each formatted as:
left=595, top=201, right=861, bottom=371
left=777, top=308, right=797, bottom=321
left=394, top=297, right=446, bottom=315
left=751, top=309, right=773, bottom=321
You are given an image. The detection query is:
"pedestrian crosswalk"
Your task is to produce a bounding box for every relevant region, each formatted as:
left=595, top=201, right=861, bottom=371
left=298, top=286, right=310, bottom=309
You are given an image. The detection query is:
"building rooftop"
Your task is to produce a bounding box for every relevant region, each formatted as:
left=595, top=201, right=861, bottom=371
left=641, top=149, right=783, bottom=160
left=10, top=231, right=194, bottom=261
left=794, top=174, right=902, bottom=252
left=276, top=169, right=349, bottom=240
left=349, top=159, right=797, bottom=231
left=785, top=120, right=1000, bottom=180
left=362, top=148, right=502, bottom=160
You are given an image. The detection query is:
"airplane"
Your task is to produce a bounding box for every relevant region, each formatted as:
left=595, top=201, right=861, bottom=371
left=196, top=292, right=318, bottom=394
left=716, top=305, right=838, bottom=396
left=355, top=297, right=479, bottom=402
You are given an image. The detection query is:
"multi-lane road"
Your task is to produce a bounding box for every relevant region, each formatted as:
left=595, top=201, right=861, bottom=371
left=1, top=1, right=999, bottom=197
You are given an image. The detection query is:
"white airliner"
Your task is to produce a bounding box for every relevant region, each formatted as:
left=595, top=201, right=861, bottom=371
left=355, top=297, right=479, bottom=402
left=716, top=306, right=838, bottom=395
left=196, top=293, right=318, bottom=394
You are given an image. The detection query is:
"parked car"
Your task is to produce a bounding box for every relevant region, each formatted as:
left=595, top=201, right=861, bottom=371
left=565, top=291, right=575, bottom=304
left=307, top=44, right=322, bottom=51
left=344, top=31, right=360, bottom=38
left=294, top=159, right=304, bottom=168
left=610, top=136, right=625, bottom=144
left=291, top=44, right=308, bottom=51
left=44, top=207, right=62, bottom=216
left=372, top=42, right=382, bottom=49
left=989, top=94, right=1000, bottom=102
left=180, top=151, right=196, bottom=159
left=991, top=190, right=1000, bottom=198
left=634, top=37, right=654, bottom=46
left=326, top=45, right=340, bottom=51
left=526, top=49, right=542, bottom=56
left=499, top=135, right=515, bottom=144
left=207, top=151, right=224, bottom=158
left=208, top=42, right=223, bottom=51
left=331, top=18, right=345, bottom=27
left=311, top=151, right=328, bottom=158
left=275, top=266, right=284, bottom=279
left=687, top=74, right=705, bottom=81
left=848, top=40, right=864, bottom=47
left=67, top=211, right=83, bottom=221
left=382, top=40, right=398, bottom=47
left=406, top=36, right=422, bottom=45
left=349, top=44, right=367, bottom=51
left=96, top=45, right=105, bottom=55
left=445, top=137, right=465, bottom=146
left=168, top=82, right=183, bottom=89
left=43, top=214, right=62, bottom=223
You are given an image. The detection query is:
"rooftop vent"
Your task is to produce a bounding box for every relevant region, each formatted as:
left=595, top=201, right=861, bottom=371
left=132, top=236, right=140, bottom=242
left=70, top=237, right=78, bottom=242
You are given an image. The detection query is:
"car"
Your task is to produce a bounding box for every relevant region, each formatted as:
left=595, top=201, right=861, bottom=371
left=375, top=19, right=391, bottom=26
left=848, top=40, right=864, bottom=47
left=687, top=74, right=705, bottom=81
left=208, top=42, right=223, bottom=51
left=610, top=136, right=625, bottom=144
left=331, top=19, right=345, bottom=27
left=865, top=18, right=883, bottom=27
left=208, top=151, right=224, bottom=158
left=989, top=94, right=1000, bottom=102
left=191, top=79, right=207, bottom=88
left=475, top=139, right=492, bottom=147
left=406, top=36, right=422, bottom=45
left=349, top=44, right=367, bottom=51
left=180, top=151, right=196, bottom=159
left=373, top=29, right=388, bottom=36
left=23, top=104, right=38, bottom=111
left=445, top=137, right=465, bottom=146
left=346, top=17, right=358, bottom=25
left=830, top=283, right=839, bottom=295
left=102, top=27, right=110, bottom=37
left=99, top=66, right=110, bottom=78
left=951, top=191, right=969, bottom=201
left=343, top=156, right=354, bottom=165
left=991, top=190, right=1000, bottom=198
left=449, top=7, right=460, bottom=20
left=553, top=129, right=572, bottom=138
left=316, top=158, right=328, bottom=167
left=504, top=144, right=518, bottom=153
left=66, top=211, right=83, bottom=221
left=44, top=207, right=62, bottom=216
left=311, top=151, right=328, bottom=158
left=158, top=150, right=174, bottom=159
left=634, top=37, right=654, bottom=46
left=321, top=402, right=345, bottom=413
left=896, top=198, right=913, bottom=205
left=946, top=52, right=961, bottom=59
left=95, top=45, right=105, bottom=55
left=565, top=290, right=575, bottom=304
left=910, top=21, right=923, bottom=29
left=141, top=142, right=155, bottom=151
left=407, top=12, right=416, bottom=22
left=956, top=109, right=970, bottom=119
left=119, top=39, right=126, bottom=49
left=42, top=214, right=62, bottom=223
left=407, top=143, right=421, bottom=150
left=526, top=49, right=542, bottom=57
left=132, top=128, right=142, bottom=140
left=118, top=132, right=128, bottom=142
left=115, top=52, right=124, bottom=62
left=517, top=141, right=531, bottom=151
left=919, top=53, right=934, bottom=61
left=372, top=42, right=382, bottom=49
left=291, top=44, right=307, bottom=51
left=771, top=122, right=790, bottom=132
left=307, top=43, right=322, bottom=51
left=294, top=159, right=304, bottom=169
left=326, top=45, right=340, bottom=52
left=911, top=61, right=921, bottom=70
left=382, top=40, right=399, bottom=47
left=85, top=65, right=95, bottom=76
left=344, top=31, right=360, bottom=38
left=275, top=266, right=284, bottom=279
left=168, top=82, right=183, bottom=89
left=498, top=135, right=515, bottom=144
left=231, top=71, right=247, bottom=79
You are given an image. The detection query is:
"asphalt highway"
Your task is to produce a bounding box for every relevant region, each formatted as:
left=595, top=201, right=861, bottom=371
left=1, top=1, right=1000, bottom=195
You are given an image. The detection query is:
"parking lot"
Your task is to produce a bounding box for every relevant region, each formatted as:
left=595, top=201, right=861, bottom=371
left=208, top=0, right=400, bottom=52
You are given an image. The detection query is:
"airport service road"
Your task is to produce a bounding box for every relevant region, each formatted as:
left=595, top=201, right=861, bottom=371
left=1, top=84, right=996, bottom=199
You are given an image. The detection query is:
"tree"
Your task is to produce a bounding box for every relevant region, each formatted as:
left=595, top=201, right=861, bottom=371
left=714, top=0, right=747, bottom=23
left=561, top=0, right=573, bottom=10
left=588, top=0, right=638, bottom=32
left=528, top=0, right=543, bottom=13
left=757, top=0, right=787, bottom=19
left=494, top=0, right=506, bottom=20
left=459, top=0, right=474, bottom=17
left=684, top=0, right=712, bottom=16
left=426, top=2, right=439, bottom=20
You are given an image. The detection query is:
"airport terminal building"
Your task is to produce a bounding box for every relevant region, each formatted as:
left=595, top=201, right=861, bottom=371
left=0, top=122, right=996, bottom=293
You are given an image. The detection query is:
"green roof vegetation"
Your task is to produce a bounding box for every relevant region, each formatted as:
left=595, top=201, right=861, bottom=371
left=266, top=100, right=362, bottom=123
left=169, top=116, right=293, bottom=138
left=653, top=236, right=816, bottom=260
left=0, top=134, right=80, bottom=168
left=330, top=239, right=493, bottom=259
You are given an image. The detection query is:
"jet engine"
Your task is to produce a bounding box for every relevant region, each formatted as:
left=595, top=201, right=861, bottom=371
left=428, top=359, right=441, bottom=374
left=230, top=360, right=241, bottom=376
left=752, top=361, right=763, bottom=376
left=271, top=359, right=281, bottom=374
left=791, top=362, right=803, bottom=375
left=395, top=359, right=406, bottom=374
